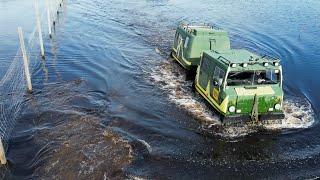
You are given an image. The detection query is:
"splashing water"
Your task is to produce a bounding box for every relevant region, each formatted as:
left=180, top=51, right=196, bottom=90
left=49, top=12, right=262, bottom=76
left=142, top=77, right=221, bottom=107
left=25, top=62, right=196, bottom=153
left=262, top=98, right=314, bottom=129
left=149, top=60, right=315, bottom=138
left=150, top=60, right=221, bottom=124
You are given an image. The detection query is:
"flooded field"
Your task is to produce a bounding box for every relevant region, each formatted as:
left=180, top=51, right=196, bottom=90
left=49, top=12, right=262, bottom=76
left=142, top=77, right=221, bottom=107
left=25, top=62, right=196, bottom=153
left=0, top=0, right=320, bottom=179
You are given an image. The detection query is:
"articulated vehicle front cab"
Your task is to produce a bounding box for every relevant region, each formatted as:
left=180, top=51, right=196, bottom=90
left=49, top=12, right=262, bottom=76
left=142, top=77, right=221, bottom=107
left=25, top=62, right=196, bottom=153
left=195, top=49, right=285, bottom=124
left=171, top=23, right=230, bottom=70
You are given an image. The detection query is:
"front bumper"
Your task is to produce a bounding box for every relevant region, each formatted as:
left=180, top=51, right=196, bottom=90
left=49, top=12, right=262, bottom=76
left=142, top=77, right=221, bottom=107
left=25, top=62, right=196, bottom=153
left=221, top=112, right=285, bottom=125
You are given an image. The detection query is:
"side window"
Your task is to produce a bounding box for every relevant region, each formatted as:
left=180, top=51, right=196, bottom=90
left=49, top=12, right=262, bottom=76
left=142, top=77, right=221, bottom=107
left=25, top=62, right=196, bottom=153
left=213, top=66, right=225, bottom=79
left=201, top=56, right=211, bottom=72
left=213, top=67, right=220, bottom=77
left=219, top=69, right=225, bottom=79
left=213, top=66, right=225, bottom=86
left=266, top=70, right=273, bottom=81
left=184, top=36, right=189, bottom=48
left=266, top=69, right=280, bottom=83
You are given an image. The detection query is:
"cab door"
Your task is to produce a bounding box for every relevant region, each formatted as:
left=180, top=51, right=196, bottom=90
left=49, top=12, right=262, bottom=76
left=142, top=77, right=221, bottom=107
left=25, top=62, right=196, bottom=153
left=211, top=66, right=225, bottom=101
left=198, top=57, right=211, bottom=90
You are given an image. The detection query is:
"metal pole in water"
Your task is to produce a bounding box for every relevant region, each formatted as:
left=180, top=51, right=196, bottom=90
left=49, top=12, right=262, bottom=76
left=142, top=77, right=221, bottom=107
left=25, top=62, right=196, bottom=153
left=35, top=0, right=45, bottom=58
left=18, top=27, right=33, bottom=93
left=0, top=138, right=6, bottom=165
left=45, top=0, right=52, bottom=38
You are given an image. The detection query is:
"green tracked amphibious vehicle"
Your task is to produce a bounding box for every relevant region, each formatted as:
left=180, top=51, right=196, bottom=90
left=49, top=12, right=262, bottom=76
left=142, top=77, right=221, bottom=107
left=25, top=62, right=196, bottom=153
left=195, top=49, right=285, bottom=124
left=171, top=23, right=231, bottom=70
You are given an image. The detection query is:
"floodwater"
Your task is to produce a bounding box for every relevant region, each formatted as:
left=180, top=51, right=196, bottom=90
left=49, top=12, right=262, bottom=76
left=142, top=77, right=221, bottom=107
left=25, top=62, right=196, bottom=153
left=0, top=0, right=320, bottom=179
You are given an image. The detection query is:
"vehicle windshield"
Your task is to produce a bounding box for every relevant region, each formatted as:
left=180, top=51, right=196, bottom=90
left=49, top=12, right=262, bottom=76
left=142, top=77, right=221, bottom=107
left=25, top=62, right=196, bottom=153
left=227, top=70, right=280, bottom=86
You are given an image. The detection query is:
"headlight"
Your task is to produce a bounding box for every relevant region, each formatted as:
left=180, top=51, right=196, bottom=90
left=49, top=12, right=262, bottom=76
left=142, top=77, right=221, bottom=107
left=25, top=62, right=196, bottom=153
left=274, top=103, right=281, bottom=110
left=228, top=106, right=235, bottom=113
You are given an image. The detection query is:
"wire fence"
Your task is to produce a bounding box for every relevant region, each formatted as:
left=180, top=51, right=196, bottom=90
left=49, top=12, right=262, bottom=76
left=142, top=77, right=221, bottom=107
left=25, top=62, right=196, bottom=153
left=0, top=0, right=64, bottom=162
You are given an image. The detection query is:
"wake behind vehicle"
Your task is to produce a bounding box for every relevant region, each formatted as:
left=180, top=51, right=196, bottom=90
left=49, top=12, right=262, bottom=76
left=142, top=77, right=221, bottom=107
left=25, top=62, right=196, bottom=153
left=171, top=22, right=231, bottom=71
left=195, top=49, right=285, bottom=124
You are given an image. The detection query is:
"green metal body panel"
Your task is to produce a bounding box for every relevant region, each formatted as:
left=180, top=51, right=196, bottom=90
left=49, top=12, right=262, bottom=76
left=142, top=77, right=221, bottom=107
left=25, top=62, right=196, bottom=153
left=195, top=49, right=284, bottom=121
left=171, top=23, right=230, bottom=70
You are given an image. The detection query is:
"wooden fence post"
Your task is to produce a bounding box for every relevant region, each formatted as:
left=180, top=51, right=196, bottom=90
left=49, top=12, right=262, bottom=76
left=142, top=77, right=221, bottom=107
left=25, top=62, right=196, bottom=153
left=18, top=27, right=33, bottom=92
left=34, top=0, right=45, bottom=58
left=0, top=138, right=6, bottom=165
